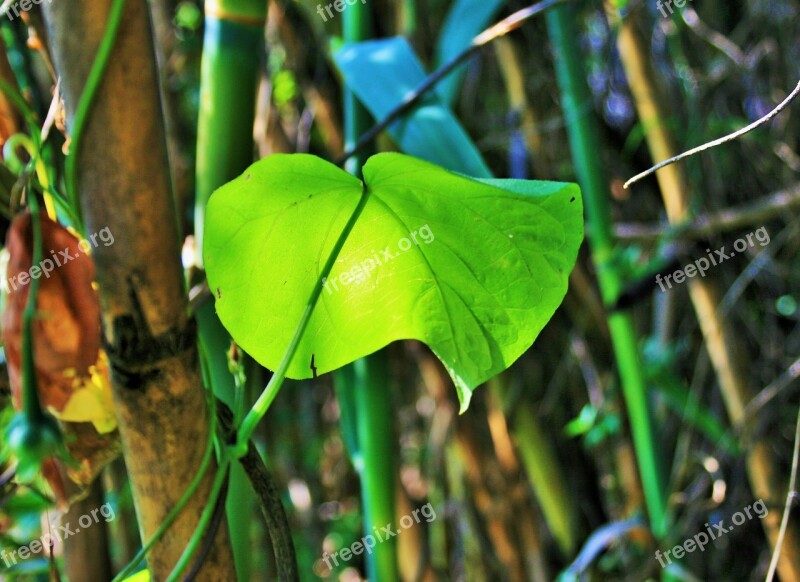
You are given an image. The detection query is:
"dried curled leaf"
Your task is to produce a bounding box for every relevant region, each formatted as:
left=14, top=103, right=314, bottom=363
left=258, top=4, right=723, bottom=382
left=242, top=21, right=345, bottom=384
left=3, top=213, right=101, bottom=409
left=1, top=213, right=119, bottom=497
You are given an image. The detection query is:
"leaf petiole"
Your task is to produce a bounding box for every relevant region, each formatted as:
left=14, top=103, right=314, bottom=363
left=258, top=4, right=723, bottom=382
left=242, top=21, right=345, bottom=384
left=230, top=185, right=370, bottom=458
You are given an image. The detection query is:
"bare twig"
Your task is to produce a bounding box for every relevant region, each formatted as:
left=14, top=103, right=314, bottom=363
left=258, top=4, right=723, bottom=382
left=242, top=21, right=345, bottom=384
left=335, top=0, right=567, bottom=166
left=740, top=357, right=800, bottom=432
left=766, top=405, right=800, bottom=582
left=624, top=79, right=800, bottom=189
left=613, top=182, right=800, bottom=241
left=680, top=8, right=744, bottom=66
left=216, top=400, right=300, bottom=582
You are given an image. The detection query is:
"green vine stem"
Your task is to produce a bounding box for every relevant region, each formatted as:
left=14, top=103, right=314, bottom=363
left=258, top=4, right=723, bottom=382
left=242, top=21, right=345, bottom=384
left=64, top=0, right=127, bottom=234
left=2, top=133, right=71, bottom=481
left=20, top=188, right=44, bottom=421
left=232, top=186, right=370, bottom=456
left=165, top=458, right=232, bottom=581
left=0, top=82, right=77, bottom=226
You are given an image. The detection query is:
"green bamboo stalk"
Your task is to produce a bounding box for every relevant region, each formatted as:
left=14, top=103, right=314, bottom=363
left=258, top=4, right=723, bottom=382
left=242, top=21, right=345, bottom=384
left=194, top=2, right=266, bottom=579
left=195, top=0, right=265, bottom=256
left=545, top=4, right=669, bottom=539
left=332, top=2, right=399, bottom=580
left=333, top=356, right=398, bottom=581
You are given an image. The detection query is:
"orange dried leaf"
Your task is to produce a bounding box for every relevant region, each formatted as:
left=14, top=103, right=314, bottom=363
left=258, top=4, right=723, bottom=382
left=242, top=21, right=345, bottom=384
left=1, top=213, right=119, bottom=500
left=2, top=212, right=101, bottom=413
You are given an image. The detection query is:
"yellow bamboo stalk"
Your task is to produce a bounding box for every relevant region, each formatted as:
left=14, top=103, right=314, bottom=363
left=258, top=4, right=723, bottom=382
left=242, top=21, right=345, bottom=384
left=494, top=37, right=549, bottom=177
left=41, top=1, right=236, bottom=577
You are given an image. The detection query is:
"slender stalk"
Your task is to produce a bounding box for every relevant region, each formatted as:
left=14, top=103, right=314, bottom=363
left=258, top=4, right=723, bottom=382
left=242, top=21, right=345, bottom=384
left=166, top=460, right=232, bottom=581
left=111, top=382, right=217, bottom=581
left=233, top=187, right=371, bottom=454
left=20, top=190, right=43, bottom=422
left=217, top=399, right=299, bottom=580
left=334, top=357, right=398, bottom=581
left=499, top=387, right=577, bottom=554
left=545, top=3, right=669, bottom=539
left=0, top=81, right=78, bottom=226
left=2, top=133, right=50, bottom=424
left=64, top=0, right=126, bottom=234
left=766, top=405, right=800, bottom=582
left=341, top=0, right=373, bottom=177
left=624, top=79, right=800, bottom=189
left=42, top=0, right=236, bottom=575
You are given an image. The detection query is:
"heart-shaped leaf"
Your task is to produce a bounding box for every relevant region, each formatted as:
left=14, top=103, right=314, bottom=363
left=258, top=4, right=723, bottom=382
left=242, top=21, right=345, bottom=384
left=205, top=153, right=582, bottom=410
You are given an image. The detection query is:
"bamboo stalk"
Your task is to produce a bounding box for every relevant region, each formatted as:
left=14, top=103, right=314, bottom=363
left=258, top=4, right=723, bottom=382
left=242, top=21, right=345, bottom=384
left=195, top=0, right=265, bottom=256
left=490, top=376, right=577, bottom=556
left=63, top=480, right=113, bottom=582
left=493, top=37, right=549, bottom=178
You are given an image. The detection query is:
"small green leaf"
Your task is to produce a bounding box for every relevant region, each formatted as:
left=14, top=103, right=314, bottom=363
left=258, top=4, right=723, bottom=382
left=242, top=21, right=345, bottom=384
left=205, top=153, right=582, bottom=411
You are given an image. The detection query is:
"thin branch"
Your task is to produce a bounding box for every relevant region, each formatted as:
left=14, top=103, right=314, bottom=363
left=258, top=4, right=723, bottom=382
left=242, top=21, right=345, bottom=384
left=335, top=0, right=567, bottom=166
left=766, top=405, right=800, bottom=582
left=216, top=400, right=299, bottom=582
left=624, top=79, right=800, bottom=189
left=613, top=182, right=800, bottom=241
left=740, top=357, right=800, bottom=432
left=681, top=8, right=744, bottom=66
left=702, top=356, right=800, bottom=468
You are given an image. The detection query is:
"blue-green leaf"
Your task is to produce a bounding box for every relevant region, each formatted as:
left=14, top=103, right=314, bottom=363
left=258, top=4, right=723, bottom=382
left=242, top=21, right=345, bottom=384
left=434, top=0, right=506, bottom=105
left=333, top=37, right=491, bottom=177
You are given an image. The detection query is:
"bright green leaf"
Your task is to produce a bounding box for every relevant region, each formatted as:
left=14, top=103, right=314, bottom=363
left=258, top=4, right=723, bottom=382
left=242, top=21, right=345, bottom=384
left=205, top=153, right=582, bottom=411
